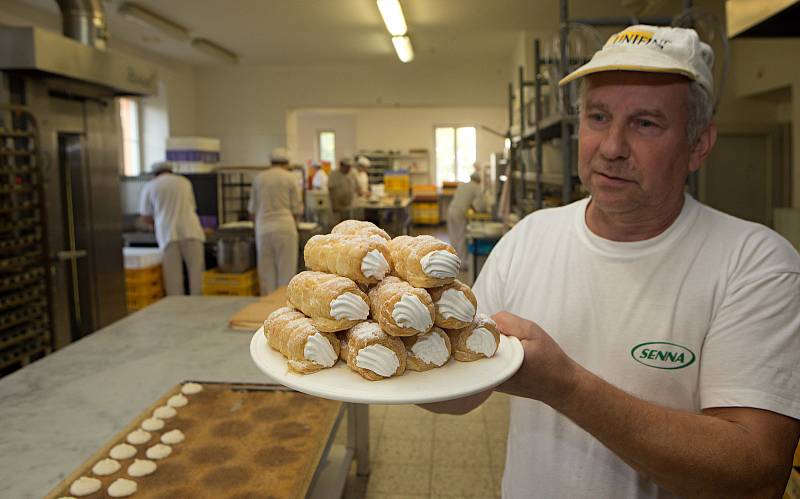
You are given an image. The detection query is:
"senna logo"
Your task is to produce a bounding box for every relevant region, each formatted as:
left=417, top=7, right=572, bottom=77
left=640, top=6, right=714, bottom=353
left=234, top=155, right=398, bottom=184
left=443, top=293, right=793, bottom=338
left=630, top=342, right=696, bottom=370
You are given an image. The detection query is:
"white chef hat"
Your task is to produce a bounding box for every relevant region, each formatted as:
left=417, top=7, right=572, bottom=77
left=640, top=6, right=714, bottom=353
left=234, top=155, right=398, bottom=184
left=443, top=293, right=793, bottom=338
left=559, top=25, right=714, bottom=96
left=270, top=147, right=290, bottom=164
left=357, top=156, right=371, bottom=167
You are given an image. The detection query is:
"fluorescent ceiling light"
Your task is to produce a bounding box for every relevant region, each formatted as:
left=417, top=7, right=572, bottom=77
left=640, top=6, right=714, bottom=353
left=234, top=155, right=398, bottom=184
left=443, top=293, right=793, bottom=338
left=392, top=35, right=414, bottom=63
left=118, top=2, right=190, bottom=42
left=191, top=38, right=239, bottom=64
left=377, top=0, right=408, bottom=36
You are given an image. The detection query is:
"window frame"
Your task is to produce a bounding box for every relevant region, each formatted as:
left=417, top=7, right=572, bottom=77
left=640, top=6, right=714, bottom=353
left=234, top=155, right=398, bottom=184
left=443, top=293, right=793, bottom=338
left=119, top=97, right=144, bottom=177
left=317, top=130, right=336, bottom=166
left=434, top=124, right=477, bottom=184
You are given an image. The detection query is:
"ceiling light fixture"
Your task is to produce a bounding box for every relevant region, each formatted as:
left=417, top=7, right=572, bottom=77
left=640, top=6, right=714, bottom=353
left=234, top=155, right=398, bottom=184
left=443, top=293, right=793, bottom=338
left=377, top=0, right=408, bottom=36
left=117, top=2, right=190, bottom=42
left=391, top=35, right=414, bottom=63
left=191, top=38, right=239, bottom=64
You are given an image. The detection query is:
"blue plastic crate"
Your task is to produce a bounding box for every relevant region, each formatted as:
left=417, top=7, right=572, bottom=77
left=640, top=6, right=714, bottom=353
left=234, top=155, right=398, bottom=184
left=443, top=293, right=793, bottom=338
left=468, top=239, right=497, bottom=256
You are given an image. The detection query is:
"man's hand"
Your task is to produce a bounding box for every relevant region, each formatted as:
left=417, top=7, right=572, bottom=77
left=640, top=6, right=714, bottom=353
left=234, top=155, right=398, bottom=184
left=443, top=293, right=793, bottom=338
left=493, top=312, right=580, bottom=406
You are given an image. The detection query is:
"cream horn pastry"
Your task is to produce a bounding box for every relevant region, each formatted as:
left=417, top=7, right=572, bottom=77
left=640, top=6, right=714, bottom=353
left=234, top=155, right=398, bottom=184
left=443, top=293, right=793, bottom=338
left=445, top=313, right=501, bottom=362
left=264, top=306, right=340, bottom=374
left=340, top=321, right=406, bottom=380
left=287, top=271, right=369, bottom=332
left=428, top=279, right=477, bottom=329
left=331, top=219, right=390, bottom=241
left=304, top=233, right=392, bottom=285
left=388, top=235, right=460, bottom=288
left=402, top=326, right=452, bottom=371
left=368, top=276, right=435, bottom=337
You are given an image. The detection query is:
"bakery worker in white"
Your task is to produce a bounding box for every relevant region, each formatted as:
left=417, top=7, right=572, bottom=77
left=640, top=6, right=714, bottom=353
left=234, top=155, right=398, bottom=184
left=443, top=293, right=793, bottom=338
left=424, top=25, right=800, bottom=498
left=310, top=162, right=328, bottom=191
left=138, top=162, right=206, bottom=295
left=354, top=156, right=371, bottom=197
left=447, top=166, right=487, bottom=266
left=249, top=147, right=303, bottom=295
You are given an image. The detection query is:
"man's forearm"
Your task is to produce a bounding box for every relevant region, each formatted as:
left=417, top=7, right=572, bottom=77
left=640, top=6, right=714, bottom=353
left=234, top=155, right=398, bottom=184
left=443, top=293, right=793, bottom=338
left=551, top=365, right=787, bottom=498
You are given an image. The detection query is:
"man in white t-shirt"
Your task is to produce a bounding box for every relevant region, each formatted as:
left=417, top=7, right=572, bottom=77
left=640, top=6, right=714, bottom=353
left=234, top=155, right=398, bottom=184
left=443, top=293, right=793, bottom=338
left=425, top=25, right=800, bottom=498
left=249, top=147, right=303, bottom=295
left=138, top=162, right=206, bottom=295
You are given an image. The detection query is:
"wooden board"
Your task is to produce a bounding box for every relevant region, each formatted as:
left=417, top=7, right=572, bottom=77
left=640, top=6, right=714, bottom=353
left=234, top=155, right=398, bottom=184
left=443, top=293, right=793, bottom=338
left=229, top=287, right=288, bottom=331
left=45, top=382, right=342, bottom=499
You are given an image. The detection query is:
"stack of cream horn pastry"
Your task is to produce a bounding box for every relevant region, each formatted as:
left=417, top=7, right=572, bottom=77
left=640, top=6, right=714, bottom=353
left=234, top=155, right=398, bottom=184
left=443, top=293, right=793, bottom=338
left=263, top=220, right=501, bottom=381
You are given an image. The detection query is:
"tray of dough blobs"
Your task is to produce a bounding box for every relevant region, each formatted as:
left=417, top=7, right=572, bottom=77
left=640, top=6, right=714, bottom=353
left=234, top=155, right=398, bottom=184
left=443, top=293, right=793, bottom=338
left=45, top=382, right=341, bottom=499
left=263, top=220, right=502, bottom=383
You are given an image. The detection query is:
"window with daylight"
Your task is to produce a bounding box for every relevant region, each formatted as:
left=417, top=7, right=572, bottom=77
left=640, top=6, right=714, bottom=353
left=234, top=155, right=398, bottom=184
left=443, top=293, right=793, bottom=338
left=119, top=97, right=142, bottom=176
left=319, top=131, right=336, bottom=165
left=435, top=126, right=476, bottom=183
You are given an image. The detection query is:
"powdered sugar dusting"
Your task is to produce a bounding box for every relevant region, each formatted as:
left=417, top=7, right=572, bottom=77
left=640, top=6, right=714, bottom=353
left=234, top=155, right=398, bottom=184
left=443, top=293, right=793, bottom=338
left=350, top=321, right=384, bottom=341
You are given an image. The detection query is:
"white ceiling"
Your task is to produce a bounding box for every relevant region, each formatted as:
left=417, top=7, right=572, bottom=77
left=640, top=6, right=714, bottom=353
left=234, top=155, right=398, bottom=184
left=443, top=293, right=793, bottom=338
left=16, top=0, right=702, bottom=66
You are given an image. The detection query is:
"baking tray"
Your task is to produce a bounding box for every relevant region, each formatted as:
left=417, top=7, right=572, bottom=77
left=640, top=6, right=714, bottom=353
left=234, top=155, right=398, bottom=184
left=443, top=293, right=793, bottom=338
left=44, top=382, right=344, bottom=499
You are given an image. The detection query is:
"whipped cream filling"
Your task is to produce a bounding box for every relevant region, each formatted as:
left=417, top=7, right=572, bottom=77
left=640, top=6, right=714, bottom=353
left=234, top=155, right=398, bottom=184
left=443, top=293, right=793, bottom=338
left=161, top=429, right=185, bottom=445
left=167, top=394, right=188, bottom=407
left=127, top=459, right=157, bottom=477
left=109, top=443, right=136, bottom=460
left=91, top=458, right=120, bottom=476
left=355, top=344, right=400, bottom=377
left=141, top=417, right=164, bottom=432
left=411, top=332, right=450, bottom=367
left=145, top=444, right=172, bottom=460
left=304, top=333, right=337, bottom=367
left=437, top=289, right=475, bottom=322
left=330, top=292, right=369, bottom=320
left=467, top=327, right=497, bottom=357
left=361, top=249, right=390, bottom=280
left=392, top=294, right=433, bottom=332
left=107, top=478, right=137, bottom=498
left=421, top=250, right=460, bottom=279
left=181, top=382, right=203, bottom=395
left=70, top=476, right=101, bottom=497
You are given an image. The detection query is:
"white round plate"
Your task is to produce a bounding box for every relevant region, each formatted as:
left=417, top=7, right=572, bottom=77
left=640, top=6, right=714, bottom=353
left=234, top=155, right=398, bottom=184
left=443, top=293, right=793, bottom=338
left=249, top=327, right=524, bottom=405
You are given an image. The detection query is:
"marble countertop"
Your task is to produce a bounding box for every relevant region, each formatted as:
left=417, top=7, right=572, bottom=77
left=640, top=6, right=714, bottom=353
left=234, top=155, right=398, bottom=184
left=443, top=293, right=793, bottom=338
left=0, top=296, right=267, bottom=499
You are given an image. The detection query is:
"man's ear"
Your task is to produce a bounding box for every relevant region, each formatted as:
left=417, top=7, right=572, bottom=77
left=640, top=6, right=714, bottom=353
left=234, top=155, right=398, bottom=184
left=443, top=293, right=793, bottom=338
left=688, top=121, right=717, bottom=173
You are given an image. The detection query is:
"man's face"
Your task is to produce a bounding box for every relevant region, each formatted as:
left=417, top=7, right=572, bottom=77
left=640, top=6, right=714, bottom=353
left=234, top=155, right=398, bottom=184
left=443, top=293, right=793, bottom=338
left=578, top=71, right=703, bottom=217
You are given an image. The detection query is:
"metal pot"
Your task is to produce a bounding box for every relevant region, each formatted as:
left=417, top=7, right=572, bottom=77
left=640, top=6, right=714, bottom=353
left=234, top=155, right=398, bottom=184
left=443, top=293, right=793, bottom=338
left=216, top=236, right=255, bottom=274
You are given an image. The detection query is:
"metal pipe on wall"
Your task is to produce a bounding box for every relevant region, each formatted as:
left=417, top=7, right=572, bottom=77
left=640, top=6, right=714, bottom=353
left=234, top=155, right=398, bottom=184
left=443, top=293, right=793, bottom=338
left=54, top=0, right=108, bottom=49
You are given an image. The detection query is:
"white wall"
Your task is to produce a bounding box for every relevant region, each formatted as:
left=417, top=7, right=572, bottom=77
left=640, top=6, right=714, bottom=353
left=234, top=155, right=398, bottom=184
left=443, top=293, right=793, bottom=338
left=194, top=60, right=508, bottom=166
left=356, top=106, right=507, bottom=184
left=294, top=110, right=358, bottom=167
left=288, top=106, right=506, bottom=185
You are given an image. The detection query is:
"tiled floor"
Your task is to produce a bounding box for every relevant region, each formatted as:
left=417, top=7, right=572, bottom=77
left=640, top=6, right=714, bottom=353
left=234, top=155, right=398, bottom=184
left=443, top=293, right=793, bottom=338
left=335, top=223, right=505, bottom=498
left=338, top=392, right=510, bottom=499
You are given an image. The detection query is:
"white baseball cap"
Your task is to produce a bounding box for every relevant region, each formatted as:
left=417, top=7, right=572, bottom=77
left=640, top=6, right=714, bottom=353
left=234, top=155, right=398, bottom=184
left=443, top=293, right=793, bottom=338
left=270, top=147, right=290, bottom=164
left=559, top=25, right=714, bottom=95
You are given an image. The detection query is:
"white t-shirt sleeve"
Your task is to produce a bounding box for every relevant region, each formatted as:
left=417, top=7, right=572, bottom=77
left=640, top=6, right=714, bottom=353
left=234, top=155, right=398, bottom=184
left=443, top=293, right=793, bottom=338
left=139, top=183, right=153, bottom=216
left=699, top=234, right=800, bottom=419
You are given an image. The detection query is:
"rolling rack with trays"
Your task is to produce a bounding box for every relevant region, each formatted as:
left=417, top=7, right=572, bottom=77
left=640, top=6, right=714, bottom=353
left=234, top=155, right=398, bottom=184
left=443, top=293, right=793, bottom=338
left=0, top=104, right=52, bottom=375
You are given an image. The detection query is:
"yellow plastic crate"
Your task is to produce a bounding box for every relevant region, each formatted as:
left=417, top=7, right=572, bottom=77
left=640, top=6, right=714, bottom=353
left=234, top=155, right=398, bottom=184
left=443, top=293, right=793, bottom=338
left=203, top=268, right=257, bottom=286
left=202, top=282, right=259, bottom=296
left=124, top=265, right=162, bottom=285
left=125, top=278, right=164, bottom=296
left=126, top=293, right=163, bottom=312
left=384, top=173, right=410, bottom=196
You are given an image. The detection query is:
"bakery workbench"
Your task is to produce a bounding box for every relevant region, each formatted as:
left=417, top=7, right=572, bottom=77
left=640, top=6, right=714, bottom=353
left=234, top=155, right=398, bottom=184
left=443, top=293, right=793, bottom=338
left=0, top=296, right=369, bottom=499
